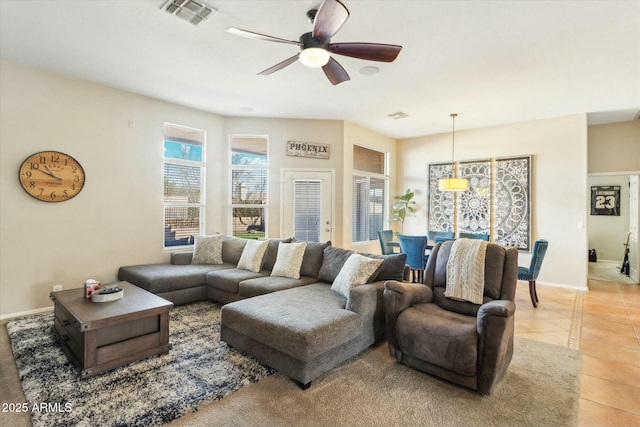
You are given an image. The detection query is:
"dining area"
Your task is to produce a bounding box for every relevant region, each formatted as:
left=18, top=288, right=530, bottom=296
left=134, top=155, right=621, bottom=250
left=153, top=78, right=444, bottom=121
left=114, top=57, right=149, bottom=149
left=379, top=230, right=489, bottom=283
left=378, top=229, right=547, bottom=308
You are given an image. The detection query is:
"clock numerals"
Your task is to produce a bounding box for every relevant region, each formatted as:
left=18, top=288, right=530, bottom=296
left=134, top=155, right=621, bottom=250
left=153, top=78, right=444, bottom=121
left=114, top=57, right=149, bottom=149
left=19, top=151, right=85, bottom=203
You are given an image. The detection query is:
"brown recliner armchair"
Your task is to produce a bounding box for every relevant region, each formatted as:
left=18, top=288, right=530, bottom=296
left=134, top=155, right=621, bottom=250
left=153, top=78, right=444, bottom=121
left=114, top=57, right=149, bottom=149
left=384, top=240, right=518, bottom=395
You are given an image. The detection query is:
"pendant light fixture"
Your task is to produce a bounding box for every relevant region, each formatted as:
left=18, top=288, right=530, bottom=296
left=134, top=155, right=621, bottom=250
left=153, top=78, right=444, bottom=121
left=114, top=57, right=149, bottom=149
left=438, top=113, right=468, bottom=192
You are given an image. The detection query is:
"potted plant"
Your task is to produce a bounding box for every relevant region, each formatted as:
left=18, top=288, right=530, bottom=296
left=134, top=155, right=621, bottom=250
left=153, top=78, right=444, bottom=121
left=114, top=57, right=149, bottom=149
left=391, top=189, right=416, bottom=234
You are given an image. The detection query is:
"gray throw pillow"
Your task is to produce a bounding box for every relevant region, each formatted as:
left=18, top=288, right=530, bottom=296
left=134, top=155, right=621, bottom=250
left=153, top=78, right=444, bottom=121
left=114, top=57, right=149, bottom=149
left=299, top=240, right=331, bottom=278
left=317, top=246, right=354, bottom=283
left=222, top=236, right=248, bottom=264
left=364, top=252, right=408, bottom=282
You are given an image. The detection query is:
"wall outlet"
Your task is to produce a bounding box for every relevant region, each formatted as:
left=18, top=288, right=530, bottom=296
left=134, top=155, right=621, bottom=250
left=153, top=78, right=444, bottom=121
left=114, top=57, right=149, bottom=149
left=52, top=284, right=63, bottom=292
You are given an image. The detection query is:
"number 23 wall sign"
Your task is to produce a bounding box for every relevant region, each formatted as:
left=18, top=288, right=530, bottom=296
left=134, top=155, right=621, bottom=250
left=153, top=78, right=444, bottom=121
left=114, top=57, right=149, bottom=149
left=591, top=186, right=620, bottom=216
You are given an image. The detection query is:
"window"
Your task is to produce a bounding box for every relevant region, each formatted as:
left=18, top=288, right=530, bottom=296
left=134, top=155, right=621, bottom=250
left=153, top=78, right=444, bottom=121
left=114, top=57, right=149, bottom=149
left=352, top=145, right=388, bottom=243
left=230, top=136, right=268, bottom=238
left=163, top=123, right=205, bottom=248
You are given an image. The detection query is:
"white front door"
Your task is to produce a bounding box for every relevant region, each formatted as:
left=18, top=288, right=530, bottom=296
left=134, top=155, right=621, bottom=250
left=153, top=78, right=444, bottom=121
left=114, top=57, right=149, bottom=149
left=282, top=170, right=334, bottom=242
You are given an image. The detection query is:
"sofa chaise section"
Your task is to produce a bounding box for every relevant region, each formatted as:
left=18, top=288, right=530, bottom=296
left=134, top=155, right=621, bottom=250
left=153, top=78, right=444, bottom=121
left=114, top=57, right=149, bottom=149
left=221, top=281, right=381, bottom=388
left=117, top=252, right=235, bottom=305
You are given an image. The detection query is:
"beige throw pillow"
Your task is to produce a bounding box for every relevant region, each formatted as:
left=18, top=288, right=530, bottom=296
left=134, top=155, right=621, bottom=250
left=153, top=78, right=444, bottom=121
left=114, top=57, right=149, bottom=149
left=191, top=234, right=224, bottom=265
left=331, top=253, right=383, bottom=298
left=270, top=241, right=308, bottom=279
left=237, top=239, right=269, bottom=272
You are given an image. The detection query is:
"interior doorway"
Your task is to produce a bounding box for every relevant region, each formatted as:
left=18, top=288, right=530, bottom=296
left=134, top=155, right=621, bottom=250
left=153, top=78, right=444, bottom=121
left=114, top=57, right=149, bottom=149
left=587, top=173, right=639, bottom=284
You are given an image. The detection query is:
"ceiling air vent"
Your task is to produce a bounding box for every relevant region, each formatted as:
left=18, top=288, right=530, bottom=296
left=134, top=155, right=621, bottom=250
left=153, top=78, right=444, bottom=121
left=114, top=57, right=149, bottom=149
left=387, top=112, right=409, bottom=120
left=162, top=0, right=215, bottom=26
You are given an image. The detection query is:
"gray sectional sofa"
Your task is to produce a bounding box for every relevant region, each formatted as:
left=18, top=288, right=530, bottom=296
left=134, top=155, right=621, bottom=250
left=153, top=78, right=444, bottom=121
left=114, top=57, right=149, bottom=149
left=117, top=236, right=408, bottom=388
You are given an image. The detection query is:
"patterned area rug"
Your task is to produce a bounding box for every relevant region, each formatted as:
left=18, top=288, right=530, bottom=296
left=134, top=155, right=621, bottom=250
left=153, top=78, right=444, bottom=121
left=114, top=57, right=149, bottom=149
left=6, top=301, right=274, bottom=427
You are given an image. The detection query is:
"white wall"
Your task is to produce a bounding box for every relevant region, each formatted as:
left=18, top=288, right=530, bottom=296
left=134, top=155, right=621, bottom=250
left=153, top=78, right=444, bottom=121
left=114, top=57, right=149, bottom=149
left=222, top=116, right=345, bottom=245
left=397, top=115, right=589, bottom=290
left=1, top=61, right=403, bottom=317
left=343, top=121, right=399, bottom=254
left=0, top=60, right=227, bottom=316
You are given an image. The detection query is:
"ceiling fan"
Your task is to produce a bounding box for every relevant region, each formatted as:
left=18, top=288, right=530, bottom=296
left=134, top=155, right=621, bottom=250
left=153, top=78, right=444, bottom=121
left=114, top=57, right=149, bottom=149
left=226, top=0, right=403, bottom=85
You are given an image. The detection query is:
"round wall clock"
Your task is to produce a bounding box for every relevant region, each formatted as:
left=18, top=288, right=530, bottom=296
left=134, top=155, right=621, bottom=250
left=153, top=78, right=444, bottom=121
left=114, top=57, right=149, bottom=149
left=18, top=151, right=85, bottom=202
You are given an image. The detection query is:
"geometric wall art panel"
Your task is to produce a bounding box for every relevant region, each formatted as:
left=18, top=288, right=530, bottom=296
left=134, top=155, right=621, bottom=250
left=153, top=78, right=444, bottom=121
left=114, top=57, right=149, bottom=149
left=493, top=156, right=531, bottom=251
left=427, top=163, right=455, bottom=233
left=457, top=159, right=492, bottom=236
left=427, top=155, right=532, bottom=251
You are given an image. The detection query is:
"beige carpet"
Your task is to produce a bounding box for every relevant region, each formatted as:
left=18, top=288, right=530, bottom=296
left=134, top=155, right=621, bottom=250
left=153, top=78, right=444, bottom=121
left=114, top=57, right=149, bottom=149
left=1, top=322, right=580, bottom=427
left=171, top=337, right=580, bottom=427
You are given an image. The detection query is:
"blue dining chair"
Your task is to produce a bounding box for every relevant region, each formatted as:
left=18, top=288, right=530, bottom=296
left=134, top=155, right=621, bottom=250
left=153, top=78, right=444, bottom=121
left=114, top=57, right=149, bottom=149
left=428, top=230, right=454, bottom=242
left=397, top=234, right=428, bottom=283
left=459, top=232, right=490, bottom=241
left=377, top=230, right=396, bottom=255
left=518, top=239, right=549, bottom=308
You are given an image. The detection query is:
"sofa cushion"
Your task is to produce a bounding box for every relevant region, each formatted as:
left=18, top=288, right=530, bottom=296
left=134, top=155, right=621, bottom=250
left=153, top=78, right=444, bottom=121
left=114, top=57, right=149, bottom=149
left=364, top=252, right=408, bottom=282
left=331, top=253, right=383, bottom=298
left=299, top=240, right=331, bottom=278
left=222, top=236, right=248, bottom=265
left=206, top=268, right=267, bottom=295
left=222, top=284, right=361, bottom=361
left=238, top=275, right=318, bottom=298
left=118, top=263, right=234, bottom=294
left=317, top=246, right=354, bottom=283
left=192, top=234, right=223, bottom=265
left=237, top=239, right=269, bottom=272
left=271, top=241, right=307, bottom=279
left=262, top=238, right=293, bottom=271
left=396, top=303, right=478, bottom=376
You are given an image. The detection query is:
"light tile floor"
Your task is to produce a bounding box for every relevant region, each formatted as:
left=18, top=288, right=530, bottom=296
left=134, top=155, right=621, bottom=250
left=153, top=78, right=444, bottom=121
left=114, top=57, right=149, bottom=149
left=514, top=271, right=640, bottom=427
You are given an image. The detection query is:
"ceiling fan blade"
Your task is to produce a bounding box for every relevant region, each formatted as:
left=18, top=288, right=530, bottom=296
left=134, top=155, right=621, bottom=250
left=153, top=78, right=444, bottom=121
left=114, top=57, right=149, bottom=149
left=322, top=57, right=350, bottom=85
left=312, top=0, right=349, bottom=41
left=328, top=43, right=403, bottom=62
left=227, top=27, right=301, bottom=46
left=258, top=54, right=300, bottom=75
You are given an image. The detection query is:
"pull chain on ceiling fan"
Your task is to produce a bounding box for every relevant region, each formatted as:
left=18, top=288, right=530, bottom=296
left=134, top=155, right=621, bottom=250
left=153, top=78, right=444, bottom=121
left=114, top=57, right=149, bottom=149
left=226, top=0, right=403, bottom=85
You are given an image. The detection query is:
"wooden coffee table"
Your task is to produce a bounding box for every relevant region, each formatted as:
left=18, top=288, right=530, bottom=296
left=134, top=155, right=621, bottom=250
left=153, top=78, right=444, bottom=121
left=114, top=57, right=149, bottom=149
left=50, top=281, right=173, bottom=378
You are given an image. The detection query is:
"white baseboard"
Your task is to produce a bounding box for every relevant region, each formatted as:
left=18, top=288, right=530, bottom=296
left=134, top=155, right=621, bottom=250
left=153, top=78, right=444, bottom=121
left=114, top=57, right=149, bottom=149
left=0, top=306, right=53, bottom=321
left=535, top=281, right=589, bottom=291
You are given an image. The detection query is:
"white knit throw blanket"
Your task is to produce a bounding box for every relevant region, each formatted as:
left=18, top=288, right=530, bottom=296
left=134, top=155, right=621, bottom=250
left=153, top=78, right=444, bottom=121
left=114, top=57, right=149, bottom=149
left=444, top=239, right=489, bottom=304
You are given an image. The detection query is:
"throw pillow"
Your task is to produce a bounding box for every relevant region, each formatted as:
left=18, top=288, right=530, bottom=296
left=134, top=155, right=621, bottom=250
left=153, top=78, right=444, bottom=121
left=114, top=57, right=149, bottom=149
left=331, top=253, right=384, bottom=298
left=270, top=241, right=308, bottom=279
left=262, top=238, right=293, bottom=271
left=191, top=234, right=224, bottom=265
left=363, top=252, right=408, bottom=282
left=237, top=239, right=270, bottom=272
left=317, top=246, right=354, bottom=283
left=299, top=240, right=331, bottom=278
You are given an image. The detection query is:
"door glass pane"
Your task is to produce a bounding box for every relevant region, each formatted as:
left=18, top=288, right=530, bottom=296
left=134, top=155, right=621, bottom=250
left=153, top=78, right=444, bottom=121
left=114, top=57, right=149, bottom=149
left=294, top=180, right=321, bottom=242
left=369, top=177, right=385, bottom=240
left=352, top=175, right=368, bottom=242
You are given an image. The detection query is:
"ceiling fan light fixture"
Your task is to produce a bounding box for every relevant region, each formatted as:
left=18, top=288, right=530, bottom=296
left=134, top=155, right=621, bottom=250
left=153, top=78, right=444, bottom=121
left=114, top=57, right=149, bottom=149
left=299, top=48, right=331, bottom=68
